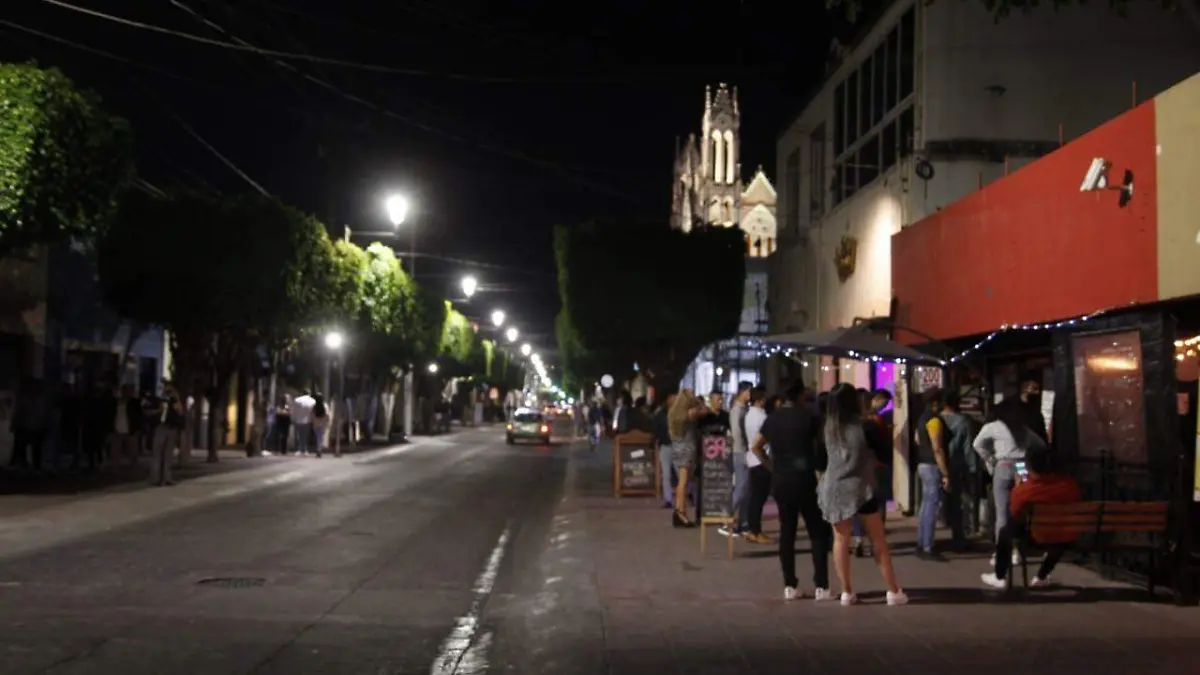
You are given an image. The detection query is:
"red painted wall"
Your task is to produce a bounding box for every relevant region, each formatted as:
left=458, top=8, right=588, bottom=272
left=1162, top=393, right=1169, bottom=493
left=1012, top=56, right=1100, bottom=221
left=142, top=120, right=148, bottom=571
left=892, top=102, right=1158, bottom=345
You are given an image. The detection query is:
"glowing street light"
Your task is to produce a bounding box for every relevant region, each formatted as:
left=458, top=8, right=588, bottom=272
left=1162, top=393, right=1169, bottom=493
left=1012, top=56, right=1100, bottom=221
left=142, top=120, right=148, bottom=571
left=491, top=309, right=506, bottom=327
left=505, top=326, right=519, bottom=343
left=324, top=331, right=344, bottom=350
left=427, top=362, right=439, bottom=374
left=384, top=194, right=409, bottom=227
left=461, top=275, right=478, bottom=298
left=520, top=343, right=532, bottom=357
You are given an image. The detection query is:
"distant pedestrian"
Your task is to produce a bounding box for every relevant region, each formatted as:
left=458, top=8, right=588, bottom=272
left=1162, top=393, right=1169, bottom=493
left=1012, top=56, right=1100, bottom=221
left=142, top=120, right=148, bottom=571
left=721, top=382, right=754, bottom=538
left=740, top=386, right=773, bottom=544
left=150, top=385, right=185, bottom=486
left=9, top=377, right=49, bottom=471
left=654, top=393, right=677, bottom=509
left=110, top=384, right=144, bottom=467
left=312, top=394, right=329, bottom=458
left=668, top=390, right=710, bottom=528
left=291, top=390, right=316, bottom=456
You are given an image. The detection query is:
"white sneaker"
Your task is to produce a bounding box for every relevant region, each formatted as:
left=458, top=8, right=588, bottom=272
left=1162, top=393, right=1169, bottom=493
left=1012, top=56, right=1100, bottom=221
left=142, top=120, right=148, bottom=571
left=886, top=590, right=909, bottom=606
left=813, top=587, right=834, bottom=602
left=980, top=572, right=1007, bottom=589
left=717, top=526, right=739, bottom=538
left=839, top=592, right=858, bottom=606
left=784, top=586, right=800, bottom=601
left=1030, top=576, right=1052, bottom=587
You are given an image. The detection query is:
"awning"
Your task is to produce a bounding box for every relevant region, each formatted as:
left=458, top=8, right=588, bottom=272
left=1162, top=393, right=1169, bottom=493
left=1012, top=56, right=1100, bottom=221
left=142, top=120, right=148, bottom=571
left=758, top=324, right=945, bottom=365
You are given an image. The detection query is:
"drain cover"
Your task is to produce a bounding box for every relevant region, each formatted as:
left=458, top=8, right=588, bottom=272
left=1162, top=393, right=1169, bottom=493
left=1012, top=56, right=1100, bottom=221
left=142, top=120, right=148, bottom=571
left=197, top=577, right=267, bottom=589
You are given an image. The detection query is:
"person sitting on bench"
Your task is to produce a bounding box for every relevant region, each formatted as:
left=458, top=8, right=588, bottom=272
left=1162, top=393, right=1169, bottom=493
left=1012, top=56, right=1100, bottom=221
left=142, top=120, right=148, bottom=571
left=981, top=445, right=1081, bottom=589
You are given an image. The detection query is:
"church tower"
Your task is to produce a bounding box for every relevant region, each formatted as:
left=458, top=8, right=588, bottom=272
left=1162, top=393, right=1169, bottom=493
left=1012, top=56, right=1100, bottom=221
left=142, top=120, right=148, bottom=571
left=700, top=83, right=742, bottom=227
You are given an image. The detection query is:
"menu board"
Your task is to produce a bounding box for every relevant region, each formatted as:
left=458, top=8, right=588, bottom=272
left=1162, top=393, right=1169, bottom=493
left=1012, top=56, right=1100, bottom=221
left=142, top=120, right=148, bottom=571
left=612, top=430, right=658, bottom=498
left=1071, top=330, right=1146, bottom=464
left=699, top=434, right=734, bottom=519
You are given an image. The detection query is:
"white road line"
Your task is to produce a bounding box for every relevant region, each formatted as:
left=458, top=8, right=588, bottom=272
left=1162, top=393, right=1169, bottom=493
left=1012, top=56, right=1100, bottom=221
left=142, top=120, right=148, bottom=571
left=429, top=524, right=511, bottom=675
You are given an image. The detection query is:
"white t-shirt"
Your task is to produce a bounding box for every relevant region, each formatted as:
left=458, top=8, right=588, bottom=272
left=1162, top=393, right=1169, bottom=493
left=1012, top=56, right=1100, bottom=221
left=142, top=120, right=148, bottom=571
left=744, top=406, right=768, bottom=468
left=292, top=395, right=316, bottom=425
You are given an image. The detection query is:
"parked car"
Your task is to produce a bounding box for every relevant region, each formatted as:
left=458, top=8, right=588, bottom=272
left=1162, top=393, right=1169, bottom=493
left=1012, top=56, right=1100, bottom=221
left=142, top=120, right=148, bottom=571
left=506, top=408, right=551, bottom=445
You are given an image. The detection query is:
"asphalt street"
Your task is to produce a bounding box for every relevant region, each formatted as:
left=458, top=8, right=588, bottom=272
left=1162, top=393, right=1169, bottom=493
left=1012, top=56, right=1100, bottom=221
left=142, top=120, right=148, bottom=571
left=0, top=424, right=587, bottom=674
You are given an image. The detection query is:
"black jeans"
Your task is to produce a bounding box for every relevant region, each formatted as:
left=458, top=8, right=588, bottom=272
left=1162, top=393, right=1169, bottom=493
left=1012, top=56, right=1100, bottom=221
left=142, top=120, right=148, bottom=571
left=772, top=472, right=831, bottom=590
left=995, top=519, right=1067, bottom=581
left=747, top=465, right=772, bottom=535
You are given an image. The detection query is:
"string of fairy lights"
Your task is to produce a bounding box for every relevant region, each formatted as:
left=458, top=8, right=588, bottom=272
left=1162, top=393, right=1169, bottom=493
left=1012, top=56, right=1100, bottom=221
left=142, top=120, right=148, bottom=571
left=754, top=308, right=1110, bottom=367
left=1175, top=334, right=1200, bottom=361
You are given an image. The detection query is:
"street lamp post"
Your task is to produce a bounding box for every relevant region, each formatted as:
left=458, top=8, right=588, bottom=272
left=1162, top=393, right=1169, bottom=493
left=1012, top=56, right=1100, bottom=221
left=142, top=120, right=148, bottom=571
left=491, top=309, right=505, bottom=328
left=505, top=327, right=518, bottom=343
left=324, top=331, right=345, bottom=457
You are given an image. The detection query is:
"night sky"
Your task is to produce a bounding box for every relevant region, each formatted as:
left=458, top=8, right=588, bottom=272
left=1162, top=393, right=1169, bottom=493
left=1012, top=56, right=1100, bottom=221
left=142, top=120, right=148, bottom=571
left=1, top=0, right=842, bottom=351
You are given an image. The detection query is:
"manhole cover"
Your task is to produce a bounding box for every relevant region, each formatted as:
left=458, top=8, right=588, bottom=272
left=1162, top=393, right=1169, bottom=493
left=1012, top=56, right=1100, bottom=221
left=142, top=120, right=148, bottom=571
left=197, top=577, right=267, bottom=589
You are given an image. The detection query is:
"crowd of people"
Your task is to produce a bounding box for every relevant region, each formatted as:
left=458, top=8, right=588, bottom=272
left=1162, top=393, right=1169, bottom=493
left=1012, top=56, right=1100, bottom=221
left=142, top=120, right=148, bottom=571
left=7, top=377, right=187, bottom=486
left=622, top=375, right=1083, bottom=605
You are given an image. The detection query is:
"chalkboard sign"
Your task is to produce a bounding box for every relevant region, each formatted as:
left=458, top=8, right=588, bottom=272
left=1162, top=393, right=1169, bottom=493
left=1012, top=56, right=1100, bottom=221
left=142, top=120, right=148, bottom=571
left=612, top=430, right=659, bottom=498
left=699, top=434, right=734, bottom=519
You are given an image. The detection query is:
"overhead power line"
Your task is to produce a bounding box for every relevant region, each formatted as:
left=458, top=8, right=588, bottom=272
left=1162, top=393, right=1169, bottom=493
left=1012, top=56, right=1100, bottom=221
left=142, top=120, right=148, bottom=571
left=162, top=0, right=640, bottom=203
left=0, top=17, right=644, bottom=195
left=38, top=0, right=656, bottom=84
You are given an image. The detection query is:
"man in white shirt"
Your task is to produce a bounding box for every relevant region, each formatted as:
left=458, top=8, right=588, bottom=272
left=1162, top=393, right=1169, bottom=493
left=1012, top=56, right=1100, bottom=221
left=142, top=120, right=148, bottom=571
left=291, top=390, right=316, bottom=456
left=742, top=386, right=773, bottom=544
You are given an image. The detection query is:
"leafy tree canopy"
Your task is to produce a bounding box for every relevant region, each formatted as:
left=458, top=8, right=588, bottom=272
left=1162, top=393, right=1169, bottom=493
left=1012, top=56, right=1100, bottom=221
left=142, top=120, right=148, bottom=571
left=0, top=63, right=133, bottom=257
left=554, top=221, right=746, bottom=388
left=440, top=303, right=475, bottom=365
left=98, top=190, right=333, bottom=338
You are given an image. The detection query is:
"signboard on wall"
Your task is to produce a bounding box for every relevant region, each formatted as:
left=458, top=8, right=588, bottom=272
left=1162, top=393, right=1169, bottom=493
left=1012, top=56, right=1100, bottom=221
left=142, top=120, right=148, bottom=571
left=1071, top=330, right=1147, bottom=464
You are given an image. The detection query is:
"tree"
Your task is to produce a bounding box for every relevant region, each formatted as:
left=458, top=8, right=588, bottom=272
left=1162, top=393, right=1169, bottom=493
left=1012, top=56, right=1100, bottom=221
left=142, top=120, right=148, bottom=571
left=554, top=220, right=746, bottom=391
left=826, top=0, right=1182, bottom=22
left=0, top=63, right=133, bottom=257
left=439, top=303, right=475, bottom=372
left=98, top=190, right=338, bottom=460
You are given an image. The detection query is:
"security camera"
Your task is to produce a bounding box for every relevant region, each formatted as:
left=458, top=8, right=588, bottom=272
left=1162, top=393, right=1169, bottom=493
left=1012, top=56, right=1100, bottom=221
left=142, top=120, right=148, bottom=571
left=1080, top=158, right=1110, bottom=192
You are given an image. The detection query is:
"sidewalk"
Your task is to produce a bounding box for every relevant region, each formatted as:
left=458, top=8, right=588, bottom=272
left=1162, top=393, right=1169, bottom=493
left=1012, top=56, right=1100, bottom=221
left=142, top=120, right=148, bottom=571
left=547, top=440, right=1200, bottom=674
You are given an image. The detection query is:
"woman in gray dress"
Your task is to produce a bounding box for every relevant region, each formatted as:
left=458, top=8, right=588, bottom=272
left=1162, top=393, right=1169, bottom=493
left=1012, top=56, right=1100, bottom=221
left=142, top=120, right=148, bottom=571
left=818, top=383, right=906, bottom=606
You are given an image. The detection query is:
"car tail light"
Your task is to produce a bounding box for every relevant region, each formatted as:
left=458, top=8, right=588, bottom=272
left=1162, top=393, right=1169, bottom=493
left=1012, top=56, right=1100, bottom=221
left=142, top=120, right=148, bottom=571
left=539, top=425, right=549, bottom=433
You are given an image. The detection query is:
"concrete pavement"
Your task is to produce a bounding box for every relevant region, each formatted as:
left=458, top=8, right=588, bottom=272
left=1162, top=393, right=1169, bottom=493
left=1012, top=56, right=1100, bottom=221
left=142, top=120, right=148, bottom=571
left=1, top=428, right=1197, bottom=674
left=506, top=440, right=1200, bottom=675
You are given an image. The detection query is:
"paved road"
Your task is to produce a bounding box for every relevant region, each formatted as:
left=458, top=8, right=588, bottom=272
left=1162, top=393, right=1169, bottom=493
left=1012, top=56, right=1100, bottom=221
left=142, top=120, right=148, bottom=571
left=0, top=426, right=575, bottom=674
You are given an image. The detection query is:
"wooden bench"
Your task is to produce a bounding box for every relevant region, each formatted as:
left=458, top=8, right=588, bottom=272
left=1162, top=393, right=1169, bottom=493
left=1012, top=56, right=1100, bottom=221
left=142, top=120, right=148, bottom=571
left=1017, top=501, right=1170, bottom=597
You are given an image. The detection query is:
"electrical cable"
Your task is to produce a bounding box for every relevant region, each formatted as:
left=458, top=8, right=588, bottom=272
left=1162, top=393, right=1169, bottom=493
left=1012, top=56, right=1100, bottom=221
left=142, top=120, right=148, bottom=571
left=163, top=0, right=641, bottom=202
left=0, top=18, right=643, bottom=194
left=38, top=0, right=659, bottom=84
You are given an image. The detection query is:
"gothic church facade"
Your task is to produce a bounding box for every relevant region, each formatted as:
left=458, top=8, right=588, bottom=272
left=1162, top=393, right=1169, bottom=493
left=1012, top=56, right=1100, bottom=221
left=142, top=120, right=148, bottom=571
left=670, top=83, right=777, bottom=259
